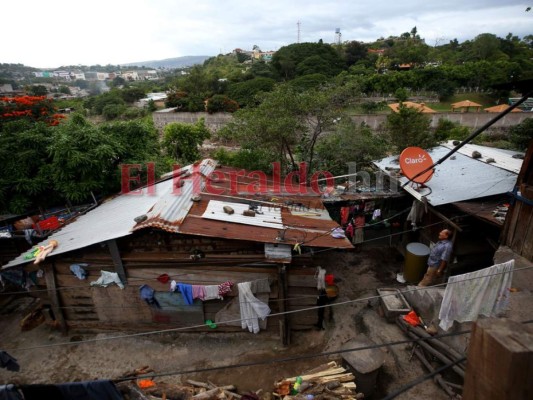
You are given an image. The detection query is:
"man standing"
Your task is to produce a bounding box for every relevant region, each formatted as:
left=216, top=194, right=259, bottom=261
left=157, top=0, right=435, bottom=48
left=418, top=229, right=453, bottom=287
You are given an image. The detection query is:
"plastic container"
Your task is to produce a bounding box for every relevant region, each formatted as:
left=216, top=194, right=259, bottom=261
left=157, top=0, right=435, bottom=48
left=404, top=242, right=430, bottom=283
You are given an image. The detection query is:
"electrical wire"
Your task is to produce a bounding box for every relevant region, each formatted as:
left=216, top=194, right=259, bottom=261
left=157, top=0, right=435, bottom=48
left=4, top=264, right=531, bottom=353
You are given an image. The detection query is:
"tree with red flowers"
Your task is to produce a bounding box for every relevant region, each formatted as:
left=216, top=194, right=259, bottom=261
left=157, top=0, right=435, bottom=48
left=0, top=95, right=66, bottom=128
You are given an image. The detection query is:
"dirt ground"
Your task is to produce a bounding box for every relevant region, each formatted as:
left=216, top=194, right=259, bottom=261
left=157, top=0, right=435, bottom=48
left=0, top=245, right=451, bottom=399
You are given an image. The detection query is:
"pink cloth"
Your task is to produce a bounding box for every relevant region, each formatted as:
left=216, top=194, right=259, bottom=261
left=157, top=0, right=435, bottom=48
left=192, top=285, right=205, bottom=300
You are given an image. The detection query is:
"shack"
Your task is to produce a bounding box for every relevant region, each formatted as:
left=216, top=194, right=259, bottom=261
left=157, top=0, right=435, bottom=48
left=1, top=160, right=352, bottom=344
left=373, top=141, right=524, bottom=277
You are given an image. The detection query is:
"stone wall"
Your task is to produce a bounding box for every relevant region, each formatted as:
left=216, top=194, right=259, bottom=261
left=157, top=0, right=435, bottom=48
left=153, top=110, right=531, bottom=133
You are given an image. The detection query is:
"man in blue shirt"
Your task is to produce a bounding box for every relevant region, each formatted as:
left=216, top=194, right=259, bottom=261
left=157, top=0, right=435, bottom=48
left=418, top=229, right=453, bottom=287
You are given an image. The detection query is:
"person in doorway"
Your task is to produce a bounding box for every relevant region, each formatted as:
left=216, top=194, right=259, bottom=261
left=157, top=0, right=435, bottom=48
left=352, top=213, right=365, bottom=251
left=418, top=229, right=454, bottom=287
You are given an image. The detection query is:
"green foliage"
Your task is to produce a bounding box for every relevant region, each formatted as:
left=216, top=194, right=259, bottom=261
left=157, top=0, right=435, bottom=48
left=28, top=85, right=48, bottom=96
left=227, top=78, right=276, bottom=107
left=0, top=122, right=56, bottom=213
left=272, top=42, right=344, bottom=80
left=211, top=147, right=275, bottom=173
left=162, top=119, right=210, bottom=163
left=206, top=94, right=239, bottom=113
left=385, top=104, right=436, bottom=150
left=120, top=87, right=146, bottom=103
left=102, top=104, right=126, bottom=120
left=85, top=90, right=125, bottom=115
left=434, top=118, right=470, bottom=141
left=289, top=74, right=329, bottom=91
left=394, top=88, right=409, bottom=102
left=315, top=120, right=388, bottom=176
left=509, top=118, right=533, bottom=151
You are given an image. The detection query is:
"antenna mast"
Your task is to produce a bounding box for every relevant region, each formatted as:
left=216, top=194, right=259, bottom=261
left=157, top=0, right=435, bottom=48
left=297, top=21, right=301, bottom=43
left=335, top=28, right=341, bottom=45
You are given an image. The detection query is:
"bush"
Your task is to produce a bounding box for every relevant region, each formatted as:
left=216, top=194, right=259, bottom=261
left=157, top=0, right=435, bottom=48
left=102, top=104, right=126, bottom=120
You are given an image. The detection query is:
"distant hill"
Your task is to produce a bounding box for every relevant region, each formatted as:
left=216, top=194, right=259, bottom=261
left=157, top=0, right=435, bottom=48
left=121, top=55, right=211, bottom=69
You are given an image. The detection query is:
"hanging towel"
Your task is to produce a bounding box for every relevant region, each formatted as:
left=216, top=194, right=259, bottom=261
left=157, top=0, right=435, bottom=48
left=316, top=267, right=326, bottom=290
left=177, top=283, right=194, bottom=305
left=192, top=285, right=206, bottom=300
left=340, top=207, right=350, bottom=225
left=372, top=209, right=381, bottom=220
left=170, top=280, right=178, bottom=292
left=438, top=260, right=514, bottom=331
left=90, top=271, right=124, bottom=289
left=238, top=282, right=271, bottom=334
left=204, top=285, right=221, bottom=300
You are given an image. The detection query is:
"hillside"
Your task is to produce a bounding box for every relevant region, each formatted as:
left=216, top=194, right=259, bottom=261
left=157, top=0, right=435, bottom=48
left=120, top=55, right=211, bottom=69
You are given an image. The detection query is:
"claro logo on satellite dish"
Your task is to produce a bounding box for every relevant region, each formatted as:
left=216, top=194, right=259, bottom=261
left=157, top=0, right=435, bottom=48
left=404, top=154, right=428, bottom=164
left=399, top=147, right=434, bottom=184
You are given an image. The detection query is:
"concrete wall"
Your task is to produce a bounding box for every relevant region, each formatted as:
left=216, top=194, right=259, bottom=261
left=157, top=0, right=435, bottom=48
left=153, top=111, right=233, bottom=133
left=153, top=110, right=532, bottom=133
left=350, top=112, right=531, bottom=131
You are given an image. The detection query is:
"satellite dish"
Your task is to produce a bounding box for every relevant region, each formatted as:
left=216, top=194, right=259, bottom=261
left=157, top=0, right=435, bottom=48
left=399, top=147, right=434, bottom=183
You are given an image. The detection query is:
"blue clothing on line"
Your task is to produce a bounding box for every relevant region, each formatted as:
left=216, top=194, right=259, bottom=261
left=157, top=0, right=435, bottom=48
left=177, top=283, right=194, bottom=305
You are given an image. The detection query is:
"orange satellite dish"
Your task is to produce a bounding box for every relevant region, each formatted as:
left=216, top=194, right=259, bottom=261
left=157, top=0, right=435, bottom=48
left=399, top=147, right=434, bottom=183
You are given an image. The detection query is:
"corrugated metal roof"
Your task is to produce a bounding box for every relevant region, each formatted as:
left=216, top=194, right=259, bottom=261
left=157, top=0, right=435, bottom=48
left=2, top=159, right=217, bottom=269
left=202, top=200, right=283, bottom=229
left=3, top=159, right=353, bottom=268
left=441, top=141, right=524, bottom=173
left=373, top=145, right=521, bottom=206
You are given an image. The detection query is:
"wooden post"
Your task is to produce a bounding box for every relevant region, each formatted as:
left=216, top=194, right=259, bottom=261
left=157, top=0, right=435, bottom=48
left=278, top=264, right=289, bottom=346
left=463, top=318, right=533, bottom=400
left=107, top=239, right=127, bottom=284
left=44, top=262, right=68, bottom=335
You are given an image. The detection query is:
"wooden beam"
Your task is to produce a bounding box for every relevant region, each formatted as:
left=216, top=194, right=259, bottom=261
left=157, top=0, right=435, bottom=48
left=278, top=264, right=289, bottom=346
left=463, top=318, right=533, bottom=400
left=45, top=262, right=68, bottom=335
left=107, top=239, right=127, bottom=284
left=427, top=205, right=463, bottom=232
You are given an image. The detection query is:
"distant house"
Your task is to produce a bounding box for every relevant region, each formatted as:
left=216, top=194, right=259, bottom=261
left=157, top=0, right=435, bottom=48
left=1, top=160, right=352, bottom=344
left=0, top=84, right=14, bottom=94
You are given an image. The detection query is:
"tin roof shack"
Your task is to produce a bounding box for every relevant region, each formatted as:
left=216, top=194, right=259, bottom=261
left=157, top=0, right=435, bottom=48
left=373, top=141, right=524, bottom=275
left=1, top=160, right=352, bottom=344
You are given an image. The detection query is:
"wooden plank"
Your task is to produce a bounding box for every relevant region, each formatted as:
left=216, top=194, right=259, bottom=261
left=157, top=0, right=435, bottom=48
left=463, top=318, right=533, bottom=400
left=45, top=263, right=68, bottom=335
left=92, top=285, right=152, bottom=323
left=510, top=204, right=533, bottom=255
left=107, top=239, right=127, bottom=284
left=520, top=205, right=533, bottom=259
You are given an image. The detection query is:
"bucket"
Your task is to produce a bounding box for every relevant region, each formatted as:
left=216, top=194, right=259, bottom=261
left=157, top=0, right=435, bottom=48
left=404, top=242, right=430, bottom=283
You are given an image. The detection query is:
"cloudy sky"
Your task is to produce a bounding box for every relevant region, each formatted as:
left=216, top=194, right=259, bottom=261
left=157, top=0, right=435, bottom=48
left=3, top=0, right=532, bottom=68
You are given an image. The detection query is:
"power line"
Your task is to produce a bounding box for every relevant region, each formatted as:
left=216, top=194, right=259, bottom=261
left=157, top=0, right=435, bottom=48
left=4, top=264, right=530, bottom=353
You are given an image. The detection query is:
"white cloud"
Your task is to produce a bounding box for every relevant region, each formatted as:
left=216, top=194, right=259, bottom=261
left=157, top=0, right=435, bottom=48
left=2, top=0, right=531, bottom=68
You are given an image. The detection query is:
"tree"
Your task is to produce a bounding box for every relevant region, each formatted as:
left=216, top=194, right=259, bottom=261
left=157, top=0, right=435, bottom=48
left=162, top=119, right=210, bottom=163
left=509, top=118, right=533, bottom=151
left=28, top=85, right=48, bottom=96
left=385, top=104, right=436, bottom=150
left=344, top=41, right=368, bottom=67
left=227, top=77, right=276, bottom=107
left=206, top=95, right=239, bottom=113
left=315, top=119, right=388, bottom=176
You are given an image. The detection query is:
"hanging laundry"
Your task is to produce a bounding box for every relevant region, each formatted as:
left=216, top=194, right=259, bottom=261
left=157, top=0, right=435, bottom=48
left=438, top=260, right=514, bottom=331
left=90, top=271, right=124, bottom=289
left=170, top=280, right=178, bottom=292
left=316, top=266, right=326, bottom=290
left=406, top=199, right=427, bottom=228
left=192, top=285, right=206, bottom=300
left=69, top=264, right=89, bottom=280
left=204, top=285, right=222, bottom=300
left=177, top=282, right=194, bottom=305
left=139, top=285, right=160, bottom=308
left=372, top=209, right=381, bottom=220
left=340, top=206, right=350, bottom=225
left=238, top=282, right=271, bottom=334
left=218, top=281, right=234, bottom=297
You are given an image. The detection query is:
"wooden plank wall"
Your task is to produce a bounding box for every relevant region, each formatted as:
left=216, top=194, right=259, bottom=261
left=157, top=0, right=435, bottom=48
left=287, top=266, right=321, bottom=330
left=36, top=232, right=285, bottom=337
